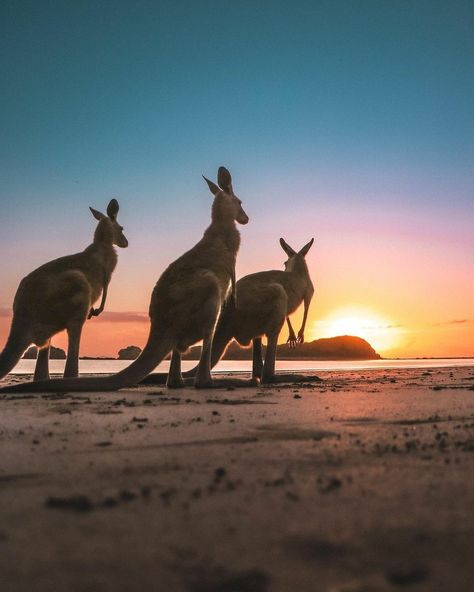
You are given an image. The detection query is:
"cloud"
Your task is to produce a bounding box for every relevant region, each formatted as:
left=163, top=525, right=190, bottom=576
left=434, top=319, right=473, bottom=327
left=94, top=311, right=149, bottom=323
left=358, top=323, right=404, bottom=330
left=0, top=308, right=149, bottom=323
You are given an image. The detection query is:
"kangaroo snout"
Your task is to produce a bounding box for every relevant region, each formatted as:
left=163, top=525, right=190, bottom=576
left=237, top=210, right=249, bottom=225
left=118, top=235, right=129, bottom=248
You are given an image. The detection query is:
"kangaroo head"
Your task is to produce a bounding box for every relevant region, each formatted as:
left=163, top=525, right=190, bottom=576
left=90, top=199, right=129, bottom=248
left=203, top=166, right=249, bottom=225
left=280, top=238, right=314, bottom=273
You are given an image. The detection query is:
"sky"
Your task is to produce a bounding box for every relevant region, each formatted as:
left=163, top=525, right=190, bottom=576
left=1, top=0, right=473, bottom=358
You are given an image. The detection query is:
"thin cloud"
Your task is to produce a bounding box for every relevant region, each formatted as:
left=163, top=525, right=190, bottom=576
left=0, top=308, right=149, bottom=323
left=95, top=311, right=149, bottom=323
left=357, top=323, right=404, bottom=330
left=360, top=323, right=404, bottom=330
left=434, top=319, right=473, bottom=327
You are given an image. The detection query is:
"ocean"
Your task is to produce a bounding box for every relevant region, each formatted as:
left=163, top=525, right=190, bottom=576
left=10, top=357, right=474, bottom=375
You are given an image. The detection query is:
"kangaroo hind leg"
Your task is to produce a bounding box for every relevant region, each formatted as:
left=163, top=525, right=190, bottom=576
left=34, top=340, right=50, bottom=381
left=64, top=324, right=83, bottom=378
left=194, top=328, right=215, bottom=389
left=252, top=337, right=264, bottom=381
left=261, top=333, right=279, bottom=384
left=167, top=349, right=185, bottom=389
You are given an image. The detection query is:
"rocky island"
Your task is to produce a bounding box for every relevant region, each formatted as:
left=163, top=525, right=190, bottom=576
left=179, top=335, right=381, bottom=361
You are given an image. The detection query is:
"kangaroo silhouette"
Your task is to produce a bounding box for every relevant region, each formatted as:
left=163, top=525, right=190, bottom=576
left=0, top=167, right=248, bottom=393
left=0, top=199, right=128, bottom=382
left=143, top=238, right=315, bottom=385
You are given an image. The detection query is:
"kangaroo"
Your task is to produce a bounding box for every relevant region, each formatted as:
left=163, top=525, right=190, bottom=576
left=143, top=237, right=315, bottom=385
left=0, top=167, right=248, bottom=393
left=0, top=199, right=128, bottom=382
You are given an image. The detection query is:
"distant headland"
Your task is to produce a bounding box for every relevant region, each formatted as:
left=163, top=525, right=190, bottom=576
left=22, top=336, right=381, bottom=361
left=180, top=335, right=381, bottom=361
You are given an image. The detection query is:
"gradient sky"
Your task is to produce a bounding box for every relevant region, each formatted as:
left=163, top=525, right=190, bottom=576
left=1, top=0, right=473, bottom=358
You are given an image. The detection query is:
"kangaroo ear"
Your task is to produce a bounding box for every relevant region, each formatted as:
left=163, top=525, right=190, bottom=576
left=107, top=198, right=119, bottom=221
left=90, top=207, right=106, bottom=221
left=280, top=238, right=296, bottom=257
left=299, top=238, right=314, bottom=257
left=217, top=166, right=232, bottom=193
left=203, top=175, right=220, bottom=196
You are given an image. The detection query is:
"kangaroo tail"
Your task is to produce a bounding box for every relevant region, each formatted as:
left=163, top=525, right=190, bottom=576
left=0, top=330, right=174, bottom=393
left=0, top=316, right=31, bottom=381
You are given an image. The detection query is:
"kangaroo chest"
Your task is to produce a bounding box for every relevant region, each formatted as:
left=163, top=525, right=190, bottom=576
left=284, top=281, right=307, bottom=314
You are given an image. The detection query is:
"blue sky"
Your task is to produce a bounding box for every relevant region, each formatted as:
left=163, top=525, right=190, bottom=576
left=1, top=1, right=473, bottom=356
left=2, top=1, right=472, bottom=200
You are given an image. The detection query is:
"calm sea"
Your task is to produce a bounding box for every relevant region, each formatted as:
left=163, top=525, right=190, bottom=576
left=10, top=358, right=474, bottom=375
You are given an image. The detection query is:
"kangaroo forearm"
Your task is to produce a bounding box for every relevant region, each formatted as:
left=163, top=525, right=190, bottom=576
left=98, top=283, right=109, bottom=311
left=298, top=297, right=312, bottom=337
left=299, top=313, right=308, bottom=334
left=88, top=281, right=109, bottom=319
left=287, top=317, right=296, bottom=335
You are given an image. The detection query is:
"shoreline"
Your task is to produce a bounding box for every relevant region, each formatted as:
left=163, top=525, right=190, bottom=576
left=7, top=357, right=474, bottom=378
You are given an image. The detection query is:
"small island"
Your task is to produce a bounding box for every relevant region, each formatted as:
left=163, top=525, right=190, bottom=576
left=117, top=345, right=142, bottom=360
left=23, top=346, right=66, bottom=360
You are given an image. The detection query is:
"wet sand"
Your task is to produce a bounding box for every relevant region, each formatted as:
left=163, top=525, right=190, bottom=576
left=1, top=366, right=473, bottom=592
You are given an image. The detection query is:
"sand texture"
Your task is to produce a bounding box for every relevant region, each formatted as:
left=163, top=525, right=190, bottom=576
left=1, top=366, right=474, bottom=592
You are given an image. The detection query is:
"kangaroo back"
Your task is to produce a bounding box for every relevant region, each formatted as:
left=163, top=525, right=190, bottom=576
left=0, top=316, right=31, bottom=380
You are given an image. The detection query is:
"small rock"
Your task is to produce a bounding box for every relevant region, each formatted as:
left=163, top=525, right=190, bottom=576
left=214, top=467, right=227, bottom=481
left=101, top=496, right=118, bottom=508
left=120, top=490, right=137, bottom=502
left=385, top=565, right=428, bottom=586
left=45, top=495, right=93, bottom=512
left=318, top=477, right=342, bottom=494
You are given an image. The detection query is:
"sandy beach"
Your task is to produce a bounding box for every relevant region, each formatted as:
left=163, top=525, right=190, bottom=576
left=1, top=365, right=473, bottom=592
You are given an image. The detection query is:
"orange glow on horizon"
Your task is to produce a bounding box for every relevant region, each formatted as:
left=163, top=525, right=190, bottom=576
left=311, top=306, right=404, bottom=354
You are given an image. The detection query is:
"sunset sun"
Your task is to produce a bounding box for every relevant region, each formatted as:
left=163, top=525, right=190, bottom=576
left=312, top=308, right=403, bottom=353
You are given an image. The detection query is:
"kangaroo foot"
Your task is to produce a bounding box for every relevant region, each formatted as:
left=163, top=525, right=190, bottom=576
left=194, top=376, right=252, bottom=389
left=216, top=377, right=258, bottom=388
left=194, top=378, right=214, bottom=389
left=163, top=376, right=195, bottom=388
left=222, top=377, right=260, bottom=387
left=194, top=377, right=259, bottom=389
left=33, top=371, right=50, bottom=381
left=140, top=372, right=168, bottom=385
left=63, top=370, right=79, bottom=379
left=141, top=372, right=196, bottom=385
left=166, top=378, right=186, bottom=389
left=265, top=373, right=322, bottom=384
